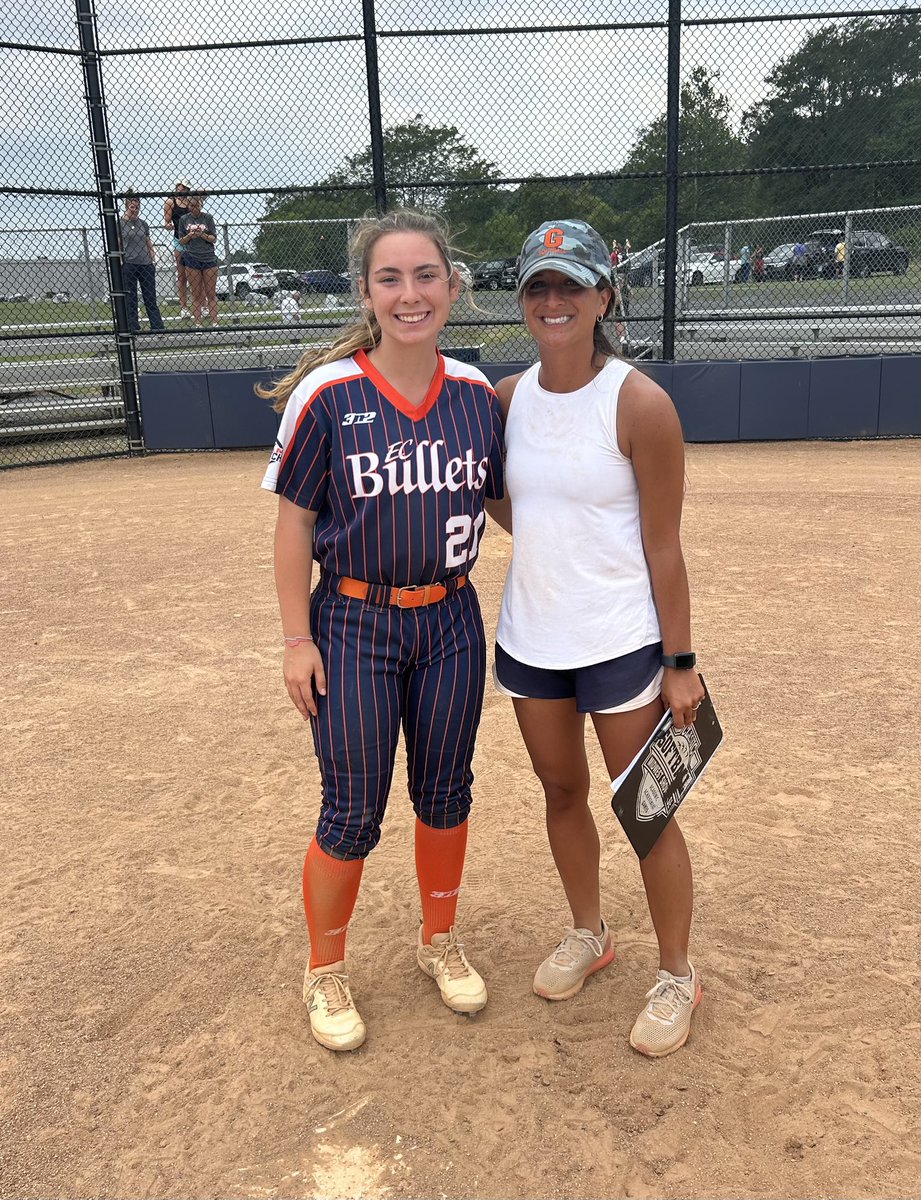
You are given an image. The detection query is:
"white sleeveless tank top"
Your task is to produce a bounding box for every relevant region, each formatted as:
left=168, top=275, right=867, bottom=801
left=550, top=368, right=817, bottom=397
left=496, top=358, right=661, bottom=669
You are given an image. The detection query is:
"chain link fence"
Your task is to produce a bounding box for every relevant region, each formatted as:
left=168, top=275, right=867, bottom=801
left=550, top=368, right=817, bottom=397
left=2, top=0, right=920, bottom=465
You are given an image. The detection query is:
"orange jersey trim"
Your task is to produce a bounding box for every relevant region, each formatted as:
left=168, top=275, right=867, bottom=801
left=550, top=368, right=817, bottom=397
left=277, top=364, right=364, bottom=475
left=354, top=348, right=446, bottom=421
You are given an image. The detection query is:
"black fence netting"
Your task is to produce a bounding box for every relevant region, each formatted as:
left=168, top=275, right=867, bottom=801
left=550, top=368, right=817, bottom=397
left=2, top=0, right=920, bottom=464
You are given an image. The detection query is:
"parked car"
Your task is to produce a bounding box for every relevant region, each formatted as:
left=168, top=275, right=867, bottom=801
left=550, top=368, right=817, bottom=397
left=658, top=251, right=738, bottom=287
left=473, top=258, right=517, bottom=289
left=499, top=260, right=518, bottom=288
left=809, top=228, right=910, bottom=277
left=757, top=241, right=824, bottom=280
left=452, top=262, right=474, bottom=289
left=690, top=242, right=726, bottom=258
left=215, top=263, right=278, bottom=299
left=619, top=247, right=661, bottom=287
left=273, top=268, right=303, bottom=291
left=298, top=269, right=352, bottom=295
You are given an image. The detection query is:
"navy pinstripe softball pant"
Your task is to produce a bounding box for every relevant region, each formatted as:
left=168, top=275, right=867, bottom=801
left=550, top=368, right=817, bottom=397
left=308, top=578, right=487, bottom=860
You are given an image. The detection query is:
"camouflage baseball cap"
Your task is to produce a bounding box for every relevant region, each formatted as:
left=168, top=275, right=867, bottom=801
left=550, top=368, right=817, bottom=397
left=517, top=220, right=612, bottom=293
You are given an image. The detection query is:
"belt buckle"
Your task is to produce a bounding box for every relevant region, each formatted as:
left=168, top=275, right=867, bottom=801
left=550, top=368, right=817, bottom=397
left=395, top=585, right=427, bottom=608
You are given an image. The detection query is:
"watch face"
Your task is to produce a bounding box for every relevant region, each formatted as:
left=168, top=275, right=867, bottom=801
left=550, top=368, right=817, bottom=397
left=674, top=653, right=696, bottom=669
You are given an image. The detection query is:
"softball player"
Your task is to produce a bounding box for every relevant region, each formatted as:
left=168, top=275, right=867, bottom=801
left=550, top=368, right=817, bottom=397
left=260, top=210, right=504, bottom=1053
left=493, top=220, right=705, bottom=1057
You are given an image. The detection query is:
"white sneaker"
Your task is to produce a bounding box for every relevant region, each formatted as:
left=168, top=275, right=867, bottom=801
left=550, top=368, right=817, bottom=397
left=303, top=961, right=366, bottom=1052
left=533, top=920, right=615, bottom=1000
left=417, top=926, right=487, bottom=1013
left=629, top=962, right=702, bottom=1057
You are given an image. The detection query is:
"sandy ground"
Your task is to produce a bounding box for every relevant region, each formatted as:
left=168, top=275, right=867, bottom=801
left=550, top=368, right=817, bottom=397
left=2, top=439, right=920, bottom=1200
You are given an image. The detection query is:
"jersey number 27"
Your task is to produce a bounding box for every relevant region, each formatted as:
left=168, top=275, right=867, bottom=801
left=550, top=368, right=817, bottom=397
left=444, top=512, right=486, bottom=568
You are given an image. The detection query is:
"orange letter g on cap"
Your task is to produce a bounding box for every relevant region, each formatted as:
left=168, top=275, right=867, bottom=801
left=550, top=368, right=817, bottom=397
left=543, top=227, right=565, bottom=249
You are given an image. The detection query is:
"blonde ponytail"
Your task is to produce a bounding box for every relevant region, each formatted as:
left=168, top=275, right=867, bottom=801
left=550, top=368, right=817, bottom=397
left=256, top=308, right=381, bottom=412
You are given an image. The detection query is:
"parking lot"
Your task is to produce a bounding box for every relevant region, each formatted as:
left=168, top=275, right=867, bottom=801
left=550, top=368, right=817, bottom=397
left=3, top=265, right=920, bottom=461
left=464, top=268, right=921, bottom=359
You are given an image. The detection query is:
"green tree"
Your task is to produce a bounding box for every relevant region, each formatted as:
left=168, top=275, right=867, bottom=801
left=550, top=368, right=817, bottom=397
left=603, top=67, right=752, bottom=248
left=255, top=193, right=366, bottom=273
left=326, top=116, right=499, bottom=213
left=472, top=206, right=520, bottom=260
left=465, top=181, right=621, bottom=262
left=743, top=13, right=921, bottom=213
left=254, top=118, right=501, bottom=270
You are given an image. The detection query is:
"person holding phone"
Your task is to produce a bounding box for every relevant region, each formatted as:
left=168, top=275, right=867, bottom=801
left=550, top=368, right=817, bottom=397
left=177, top=190, right=219, bottom=327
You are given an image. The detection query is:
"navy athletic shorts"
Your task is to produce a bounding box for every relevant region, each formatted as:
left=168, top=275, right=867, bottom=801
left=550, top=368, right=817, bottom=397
left=494, top=640, right=663, bottom=714
left=181, top=252, right=217, bottom=272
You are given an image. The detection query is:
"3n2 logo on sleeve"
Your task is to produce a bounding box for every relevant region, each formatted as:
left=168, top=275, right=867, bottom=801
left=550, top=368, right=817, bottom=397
left=342, top=411, right=377, bottom=426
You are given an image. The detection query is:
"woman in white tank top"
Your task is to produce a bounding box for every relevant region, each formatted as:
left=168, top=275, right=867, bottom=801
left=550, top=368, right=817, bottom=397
left=487, top=220, right=706, bottom=1058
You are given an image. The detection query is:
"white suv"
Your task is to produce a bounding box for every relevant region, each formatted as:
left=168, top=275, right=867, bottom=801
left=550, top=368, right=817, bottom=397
left=215, top=263, right=278, bottom=300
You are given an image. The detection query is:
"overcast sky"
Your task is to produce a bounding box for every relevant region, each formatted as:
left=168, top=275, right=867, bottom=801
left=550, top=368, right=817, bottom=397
left=1, top=0, right=887, bottom=255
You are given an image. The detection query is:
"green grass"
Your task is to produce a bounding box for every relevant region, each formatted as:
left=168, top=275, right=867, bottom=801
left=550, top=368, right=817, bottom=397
left=0, top=295, right=357, bottom=334
left=0, top=299, right=112, bottom=328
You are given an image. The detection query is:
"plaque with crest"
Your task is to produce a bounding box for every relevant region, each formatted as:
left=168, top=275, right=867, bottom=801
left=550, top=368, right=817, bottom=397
left=610, top=676, right=723, bottom=858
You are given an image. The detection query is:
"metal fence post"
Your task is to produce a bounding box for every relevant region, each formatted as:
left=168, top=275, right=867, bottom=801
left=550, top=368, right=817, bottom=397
left=221, top=222, right=236, bottom=316
left=842, top=211, right=853, bottom=303
left=81, top=226, right=101, bottom=325
left=722, top=220, right=732, bottom=306
left=75, top=0, right=143, bottom=452
left=661, top=0, right=682, bottom=360
left=361, top=0, right=387, bottom=215
left=677, top=227, right=690, bottom=317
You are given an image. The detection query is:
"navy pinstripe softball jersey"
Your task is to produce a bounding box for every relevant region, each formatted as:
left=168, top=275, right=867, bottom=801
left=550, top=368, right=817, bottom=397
left=262, top=350, right=505, bottom=584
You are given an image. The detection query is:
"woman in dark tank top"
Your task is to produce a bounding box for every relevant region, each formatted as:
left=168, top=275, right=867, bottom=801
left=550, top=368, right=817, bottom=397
left=164, top=179, right=191, bottom=316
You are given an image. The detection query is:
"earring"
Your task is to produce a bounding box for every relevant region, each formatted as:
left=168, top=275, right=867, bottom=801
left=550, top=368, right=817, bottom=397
left=596, top=314, right=604, bottom=323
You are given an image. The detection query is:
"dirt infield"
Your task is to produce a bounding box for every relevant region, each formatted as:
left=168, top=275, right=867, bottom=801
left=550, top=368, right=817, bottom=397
left=3, top=440, right=920, bottom=1200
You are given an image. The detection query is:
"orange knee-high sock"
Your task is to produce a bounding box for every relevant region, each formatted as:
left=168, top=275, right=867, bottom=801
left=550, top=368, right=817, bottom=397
left=415, top=818, right=469, bottom=945
left=303, top=837, right=364, bottom=969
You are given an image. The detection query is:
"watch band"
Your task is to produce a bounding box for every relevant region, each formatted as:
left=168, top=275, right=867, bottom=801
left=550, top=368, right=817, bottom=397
left=662, top=651, right=696, bottom=670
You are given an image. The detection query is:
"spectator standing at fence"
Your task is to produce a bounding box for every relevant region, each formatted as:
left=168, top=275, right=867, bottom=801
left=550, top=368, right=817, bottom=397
left=177, top=191, right=220, bottom=328
left=610, top=240, right=621, bottom=268
left=792, top=241, right=807, bottom=282
left=164, top=180, right=192, bottom=318
left=259, top=208, right=505, bottom=1053
left=835, top=239, right=847, bottom=277
left=118, top=192, right=165, bottom=334
left=753, top=245, right=765, bottom=283
left=739, top=243, right=751, bottom=282
left=279, top=290, right=301, bottom=324
left=613, top=272, right=630, bottom=345
left=492, top=218, right=705, bottom=1058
